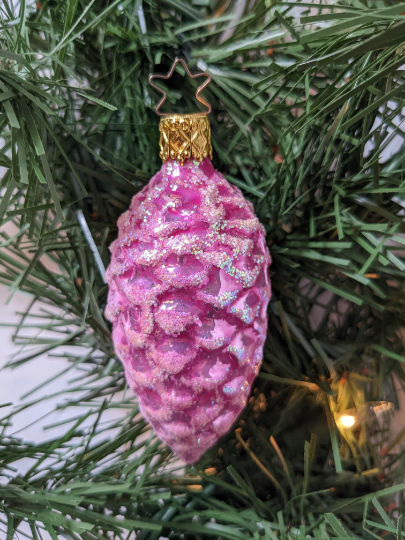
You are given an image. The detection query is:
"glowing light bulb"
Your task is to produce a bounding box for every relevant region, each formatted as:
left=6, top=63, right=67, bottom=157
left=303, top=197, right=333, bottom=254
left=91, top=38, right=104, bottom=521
left=340, top=414, right=356, bottom=428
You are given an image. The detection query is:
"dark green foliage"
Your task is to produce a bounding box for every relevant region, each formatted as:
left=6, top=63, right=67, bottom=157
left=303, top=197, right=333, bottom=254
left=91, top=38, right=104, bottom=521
left=0, top=0, right=405, bottom=538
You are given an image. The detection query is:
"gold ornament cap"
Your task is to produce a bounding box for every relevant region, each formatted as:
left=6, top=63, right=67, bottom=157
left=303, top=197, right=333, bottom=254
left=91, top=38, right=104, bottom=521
left=149, top=58, right=212, bottom=164
left=159, top=114, right=212, bottom=164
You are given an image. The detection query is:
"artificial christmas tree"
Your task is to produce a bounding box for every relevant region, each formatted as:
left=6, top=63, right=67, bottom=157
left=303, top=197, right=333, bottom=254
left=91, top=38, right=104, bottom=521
left=1, top=1, right=405, bottom=539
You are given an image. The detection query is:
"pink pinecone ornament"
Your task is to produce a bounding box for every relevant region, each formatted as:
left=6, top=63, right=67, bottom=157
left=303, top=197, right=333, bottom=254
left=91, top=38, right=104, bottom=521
left=105, top=61, right=271, bottom=463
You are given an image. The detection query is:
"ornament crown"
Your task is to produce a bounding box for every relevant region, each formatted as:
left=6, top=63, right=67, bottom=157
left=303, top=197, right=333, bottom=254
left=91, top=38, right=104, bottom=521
left=149, top=58, right=212, bottom=164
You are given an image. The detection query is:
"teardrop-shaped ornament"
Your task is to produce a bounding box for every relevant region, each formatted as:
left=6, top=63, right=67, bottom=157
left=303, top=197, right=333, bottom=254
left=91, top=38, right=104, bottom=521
left=105, top=59, right=271, bottom=463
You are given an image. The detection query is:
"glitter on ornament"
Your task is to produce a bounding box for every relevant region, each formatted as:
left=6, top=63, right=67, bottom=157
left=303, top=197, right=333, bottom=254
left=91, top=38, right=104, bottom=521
left=105, top=58, right=271, bottom=463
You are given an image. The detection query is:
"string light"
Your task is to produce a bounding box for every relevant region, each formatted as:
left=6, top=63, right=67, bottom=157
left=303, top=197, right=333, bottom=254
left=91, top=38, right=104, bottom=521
left=335, top=401, right=393, bottom=433
left=370, top=402, right=393, bottom=415
left=340, top=415, right=356, bottom=428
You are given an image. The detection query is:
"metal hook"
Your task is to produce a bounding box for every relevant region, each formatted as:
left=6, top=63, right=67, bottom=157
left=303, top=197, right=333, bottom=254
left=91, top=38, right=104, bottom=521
left=148, top=57, right=211, bottom=116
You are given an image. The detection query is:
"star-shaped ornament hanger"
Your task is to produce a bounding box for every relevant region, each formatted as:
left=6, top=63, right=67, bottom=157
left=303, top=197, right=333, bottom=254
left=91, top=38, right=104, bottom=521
left=148, top=57, right=211, bottom=116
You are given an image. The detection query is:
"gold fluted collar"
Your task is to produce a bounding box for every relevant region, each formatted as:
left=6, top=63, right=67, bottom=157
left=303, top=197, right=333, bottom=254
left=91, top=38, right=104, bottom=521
left=159, top=114, right=212, bottom=164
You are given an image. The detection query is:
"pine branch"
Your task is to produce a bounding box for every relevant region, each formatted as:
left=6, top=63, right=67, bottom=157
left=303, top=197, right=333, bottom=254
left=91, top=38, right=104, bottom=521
left=1, top=0, right=405, bottom=538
